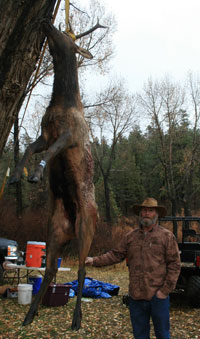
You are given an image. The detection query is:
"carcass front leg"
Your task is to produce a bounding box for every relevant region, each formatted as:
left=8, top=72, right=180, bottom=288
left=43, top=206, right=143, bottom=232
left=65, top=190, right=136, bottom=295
left=9, top=135, right=47, bottom=184
left=28, top=130, right=73, bottom=183
left=28, top=160, right=46, bottom=183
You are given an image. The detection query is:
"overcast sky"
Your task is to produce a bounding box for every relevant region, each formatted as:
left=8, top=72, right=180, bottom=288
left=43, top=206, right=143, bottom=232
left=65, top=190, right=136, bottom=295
left=22, top=0, right=200, bottom=137
left=101, top=0, right=200, bottom=93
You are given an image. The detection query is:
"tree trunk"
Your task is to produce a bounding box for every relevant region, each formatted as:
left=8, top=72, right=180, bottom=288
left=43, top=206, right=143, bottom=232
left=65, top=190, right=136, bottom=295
left=103, top=175, right=112, bottom=223
left=171, top=199, right=178, bottom=239
left=183, top=196, right=192, bottom=230
left=14, top=115, right=23, bottom=217
left=0, top=0, right=57, bottom=156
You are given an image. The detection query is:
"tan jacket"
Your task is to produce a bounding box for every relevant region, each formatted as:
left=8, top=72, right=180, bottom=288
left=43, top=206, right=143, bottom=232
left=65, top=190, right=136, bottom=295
left=93, top=225, right=181, bottom=300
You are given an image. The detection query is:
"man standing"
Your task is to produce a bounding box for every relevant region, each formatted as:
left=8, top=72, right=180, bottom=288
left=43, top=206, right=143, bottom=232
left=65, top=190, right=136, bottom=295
left=86, top=197, right=181, bottom=339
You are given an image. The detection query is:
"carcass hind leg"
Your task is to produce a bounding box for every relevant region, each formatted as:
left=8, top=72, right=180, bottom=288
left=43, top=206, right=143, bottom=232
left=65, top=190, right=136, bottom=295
left=23, top=199, right=73, bottom=326
left=23, top=231, right=61, bottom=325
left=71, top=267, right=85, bottom=331
left=72, top=210, right=96, bottom=331
left=23, top=263, right=57, bottom=326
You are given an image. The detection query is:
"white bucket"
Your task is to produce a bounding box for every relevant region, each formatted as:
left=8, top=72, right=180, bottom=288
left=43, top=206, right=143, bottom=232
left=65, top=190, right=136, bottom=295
left=18, top=284, right=33, bottom=305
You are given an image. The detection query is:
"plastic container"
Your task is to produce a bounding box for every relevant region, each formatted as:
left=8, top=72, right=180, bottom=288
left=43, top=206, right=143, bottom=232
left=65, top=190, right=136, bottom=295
left=18, top=284, right=32, bottom=304
left=7, top=287, right=18, bottom=298
left=57, top=258, right=62, bottom=268
left=28, top=275, right=42, bottom=295
left=26, top=241, right=46, bottom=267
left=42, top=284, right=71, bottom=306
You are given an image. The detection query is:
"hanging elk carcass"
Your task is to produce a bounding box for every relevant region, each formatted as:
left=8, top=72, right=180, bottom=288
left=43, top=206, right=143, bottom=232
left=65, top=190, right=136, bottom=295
left=9, top=18, right=106, bottom=330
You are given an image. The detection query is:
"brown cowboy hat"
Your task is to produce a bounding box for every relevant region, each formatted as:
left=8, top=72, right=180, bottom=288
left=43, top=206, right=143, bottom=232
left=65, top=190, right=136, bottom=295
left=132, top=197, right=167, bottom=217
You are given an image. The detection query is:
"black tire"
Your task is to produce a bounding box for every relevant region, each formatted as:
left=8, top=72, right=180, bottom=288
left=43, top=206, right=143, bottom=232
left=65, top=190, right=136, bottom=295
left=186, top=275, right=200, bottom=306
left=0, top=264, right=4, bottom=285
left=122, top=294, right=130, bottom=307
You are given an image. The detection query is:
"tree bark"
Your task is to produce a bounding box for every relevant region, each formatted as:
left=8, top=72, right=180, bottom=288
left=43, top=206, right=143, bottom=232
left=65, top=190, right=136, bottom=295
left=0, top=0, right=57, bottom=156
left=103, top=175, right=112, bottom=223
left=183, top=195, right=192, bottom=230
left=171, top=199, right=178, bottom=238
left=14, top=115, right=23, bottom=217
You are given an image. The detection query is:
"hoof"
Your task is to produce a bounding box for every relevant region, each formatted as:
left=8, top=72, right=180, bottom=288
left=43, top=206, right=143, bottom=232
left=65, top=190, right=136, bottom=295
left=22, top=316, right=33, bottom=326
left=71, top=319, right=81, bottom=331
left=9, top=176, right=20, bottom=184
left=71, top=310, right=82, bottom=331
left=28, top=176, right=40, bottom=183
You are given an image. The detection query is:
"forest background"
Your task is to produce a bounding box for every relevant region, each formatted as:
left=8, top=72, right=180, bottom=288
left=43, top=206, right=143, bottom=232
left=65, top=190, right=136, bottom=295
left=1, top=0, right=200, bottom=254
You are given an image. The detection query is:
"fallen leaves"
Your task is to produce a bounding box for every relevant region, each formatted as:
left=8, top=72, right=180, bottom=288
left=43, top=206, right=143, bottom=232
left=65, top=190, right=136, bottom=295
left=0, top=263, right=200, bottom=338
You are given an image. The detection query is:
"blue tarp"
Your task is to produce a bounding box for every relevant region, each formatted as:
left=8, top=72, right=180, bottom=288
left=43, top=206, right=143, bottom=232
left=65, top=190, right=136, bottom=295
left=65, top=277, right=120, bottom=299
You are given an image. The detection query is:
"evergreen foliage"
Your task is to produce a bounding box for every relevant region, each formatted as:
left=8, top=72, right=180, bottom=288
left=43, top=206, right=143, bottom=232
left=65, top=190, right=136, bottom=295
left=1, top=112, right=200, bottom=221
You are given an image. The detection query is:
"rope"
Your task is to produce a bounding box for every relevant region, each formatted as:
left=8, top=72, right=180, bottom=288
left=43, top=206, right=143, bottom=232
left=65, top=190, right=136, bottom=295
left=65, top=0, right=70, bottom=31
left=65, top=0, right=76, bottom=40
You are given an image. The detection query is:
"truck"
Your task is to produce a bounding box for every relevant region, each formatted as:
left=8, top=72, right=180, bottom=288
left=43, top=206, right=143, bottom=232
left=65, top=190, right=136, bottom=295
left=160, top=216, right=200, bottom=306
left=0, top=237, right=19, bottom=283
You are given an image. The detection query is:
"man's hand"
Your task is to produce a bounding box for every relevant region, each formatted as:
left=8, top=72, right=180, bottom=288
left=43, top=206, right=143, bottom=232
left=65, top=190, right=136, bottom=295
left=156, top=290, right=167, bottom=299
left=85, top=257, right=94, bottom=266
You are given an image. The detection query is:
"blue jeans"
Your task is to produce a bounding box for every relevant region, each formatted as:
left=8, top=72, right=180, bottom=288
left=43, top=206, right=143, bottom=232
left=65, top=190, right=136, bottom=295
left=129, top=295, right=170, bottom=339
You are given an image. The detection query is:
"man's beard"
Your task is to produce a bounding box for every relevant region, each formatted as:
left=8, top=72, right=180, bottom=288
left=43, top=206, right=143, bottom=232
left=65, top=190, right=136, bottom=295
left=139, top=215, right=158, bottom=227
